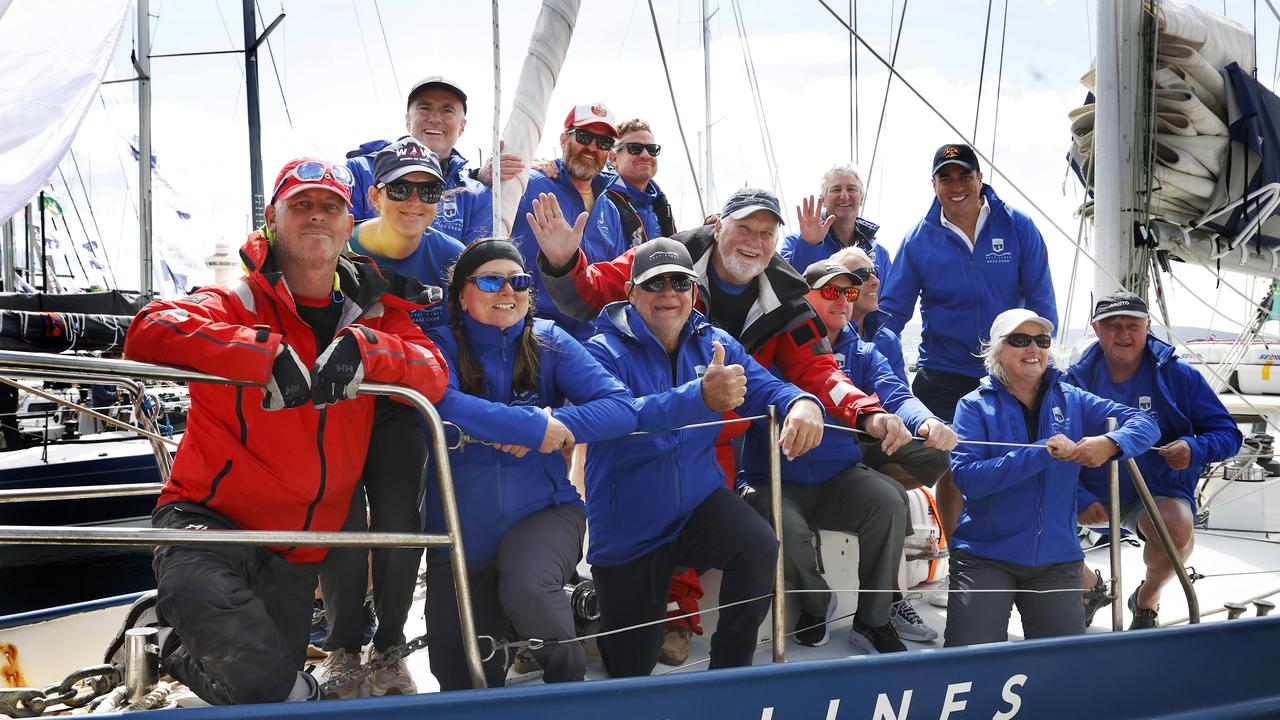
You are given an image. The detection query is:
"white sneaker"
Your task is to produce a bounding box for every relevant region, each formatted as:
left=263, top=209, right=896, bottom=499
left=367, top=649, right=417, bottom=696
left=927, top=576, right=950, bottom=608
left=314, top=648, right=363, bottom=700
left=889, top=595, right=939, bottom=642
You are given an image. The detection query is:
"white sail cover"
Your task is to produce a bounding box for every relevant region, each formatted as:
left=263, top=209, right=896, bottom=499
left=0, top=0, right=130, bottom=224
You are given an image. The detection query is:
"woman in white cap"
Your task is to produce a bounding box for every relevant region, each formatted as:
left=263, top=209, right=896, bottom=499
left=944, top=308, right=1159, bottom=647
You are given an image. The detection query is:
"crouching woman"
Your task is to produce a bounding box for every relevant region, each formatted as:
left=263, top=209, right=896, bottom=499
left=945, top=309, right=1158, bottom=647
left=421, top=238, right=637, bottom=688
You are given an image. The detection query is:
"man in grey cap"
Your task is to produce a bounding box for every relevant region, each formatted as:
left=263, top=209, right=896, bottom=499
left=1065, top=290, right=1241, bottom=630
left=344, top=75, right=525, bottom=244
left=528, top=187, right=911, bottom=663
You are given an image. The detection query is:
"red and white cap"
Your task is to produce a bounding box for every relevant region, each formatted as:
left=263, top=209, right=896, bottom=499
left=563, top=103, right=619, bottom=138
left=271, top=158, right=353, bottom=207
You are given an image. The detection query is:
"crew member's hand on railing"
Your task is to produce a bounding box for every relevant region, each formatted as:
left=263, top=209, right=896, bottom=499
left=701, top=340, right=746, bottom=412
left=1068, top=435, right=1120, bottom=467
left=861, top=411, right=912, bottom=455
left=311, top=334, right=365, bottom=408
left=527, top=192, right=587, bottom=269
left=917, top=417, right=958, bottom=452
left=262, top=343, right=311, bottom=411
left=1045, top=433, right=1078, bottom=460
left=779, top=399, right=824, bottom=460
left=1077, top=500, right=1108, bottom=525
left=1158, top=439, right=1193, bottom=470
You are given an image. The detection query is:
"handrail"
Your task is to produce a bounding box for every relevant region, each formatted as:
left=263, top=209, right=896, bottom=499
left=0, top=349, right=488, bottom=688
left=767, top=405, right=785, bottom=663
left=0, top=483, right=163, bottom=504
left=1124, top=458, right=1200, bottom=623
left=1107, top=418, right=1124, bottom=631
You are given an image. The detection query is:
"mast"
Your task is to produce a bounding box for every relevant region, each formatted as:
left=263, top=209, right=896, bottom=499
left=243, top=0, right=265, bottom=229
left=2, top=217, right=14, bottom=292
left=701, top=0, right=716, bottom=209
left=1092, top=1, right=1144, bottom=300
left=137, top=0, right=154, bottom=296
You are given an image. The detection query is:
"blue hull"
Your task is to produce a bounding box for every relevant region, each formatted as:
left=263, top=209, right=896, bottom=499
left=114, top=616, right=1280, bottom=719
left=0, top=451, right=159, bottom=528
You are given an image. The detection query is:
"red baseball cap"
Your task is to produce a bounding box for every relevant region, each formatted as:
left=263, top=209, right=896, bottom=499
left=564, top=103, right=619, bottom=138
left=270, top=158, right=354, bottom=207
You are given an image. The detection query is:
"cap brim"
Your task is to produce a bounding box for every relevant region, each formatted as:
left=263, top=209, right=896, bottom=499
left=275, top=183, right=352, bottom=207
left=407, top=80, right=467, bottom=109
left=725, top=205, right=785, bottom=223
left=808, top=270, right=855, bottom=289
left=633, top=264, right=698, bottom=285
left=378, top=165, right=445, bottom=185
left=932, top=159, right=979, bottom=175
left=570, top=121, right=620, bottom=138
left=1092, top=309, right=1148, bottom=323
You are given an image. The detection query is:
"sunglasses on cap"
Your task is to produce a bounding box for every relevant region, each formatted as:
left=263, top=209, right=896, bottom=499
left=1005, top=333, right=1052, bottom=349
left=380, top=180, right=443, bottom=204
left=638, top=274, right=694, bottom=293
left=571, top=128, right=616, bottom=151
left=273, top=161, right=354, bottom=198
left=620, top=142, right=661, bottom=157
left=848, top=266, right=877, bottom=285
left=466, top=273, right=532, bottom=293
left=818, top=285, right=860, bottom=302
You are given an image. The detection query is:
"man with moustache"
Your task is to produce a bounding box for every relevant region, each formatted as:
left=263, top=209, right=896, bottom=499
left=510, top=103, right=627, bottom=339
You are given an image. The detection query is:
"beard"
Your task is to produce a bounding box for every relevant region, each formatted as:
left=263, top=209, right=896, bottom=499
left=564, top=150, right=605, bottom=181
left=715, top=243, right=769, bottom=284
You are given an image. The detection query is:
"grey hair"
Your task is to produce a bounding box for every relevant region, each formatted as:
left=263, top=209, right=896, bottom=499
left=830, top=246, right=873, bottom=270
left=979, top=334, right=1059, bottom=386
left=820, top=163, right=865, bottom=196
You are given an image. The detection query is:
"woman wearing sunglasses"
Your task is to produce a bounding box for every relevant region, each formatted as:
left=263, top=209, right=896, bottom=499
left=420, top=238, right=636, bottom=689
left=780, top=164, right=891, bottom=281
left=944, top=309, right=1158, bottom=647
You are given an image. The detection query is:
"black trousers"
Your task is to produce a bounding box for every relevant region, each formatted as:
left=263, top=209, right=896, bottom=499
left=152, top=502, right=317, bottom=705
left=592, top=488, right=778, bottom=677
left=318, top=398, right=427, bottom=653
left=911, top=366, right=982, bottom=423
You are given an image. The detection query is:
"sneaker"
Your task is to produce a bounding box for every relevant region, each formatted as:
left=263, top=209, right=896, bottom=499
left=1127, top=582, right=1159, bottom=630
left=927, top=576, right=949, bottom=608
left=657, top=627, right=692, bottom=666
left=366, top=648, right=417, bottom=696
left=794, top=593, right=837, bottom=647
left=360, top=596, right=378, bottom=647
left=309, top=598, right=330, bottom=647
left=849, top=617, right=908, bottom=654
left=511, top=648, right=542, bottom=675
left=314, top=648, right=363, bottom=700
left=105, top=590, right=161, bottom=665
left=1082, top=569, right=1114, bottom=628
left=889, top=595, right=938, bottom=642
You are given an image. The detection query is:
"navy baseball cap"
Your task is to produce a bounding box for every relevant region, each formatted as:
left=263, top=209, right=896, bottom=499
left=373, top=139, right=444, bottom=185
left=1092, top=290, right=1149, bottom=322
left=721, top=188, right=784, bottom=224
left=932, top=143, right=980, bottom=175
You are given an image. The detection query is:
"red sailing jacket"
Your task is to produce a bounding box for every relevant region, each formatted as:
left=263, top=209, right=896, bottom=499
left=539, top=224, right=885, bottom=443
left=125, top=230, right=448, bottom=563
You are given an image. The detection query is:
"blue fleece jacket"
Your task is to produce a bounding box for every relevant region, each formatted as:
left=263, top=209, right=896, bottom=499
left=950, top=368, right=1160, bottom=566
left=737, top=323, right=936, bottom=488
left=349, top=225, right=464, bottom=331
left=606, top=174, right=670, bottom=243
left=346, top=140, right=493, bottom=244
left=853, top=309, right=909, bottom=384
left=779, top=218, right=893, bottom=281
left=510, top=160, right=627, bottom=340
left=423, top=315, right=636, bottom=561
left=583, top=303, right=815, bottom=567
left=1066, top=335, right=1242, bottom=512
left=879, top=185, right=1057, bottom=378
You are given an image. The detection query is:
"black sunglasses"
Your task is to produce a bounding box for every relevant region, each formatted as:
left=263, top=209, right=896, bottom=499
left=1006, top=333, right=1052, bottom=349
left=848, top=266, right=877, bottom=285
left=380, top=180, right=442, bottom=204
left=621, top=142, right=661, bottom=156
left=638, top=274, right=694, bottom=293
left=467, top=273, right=533, bottom=293
left=571, top=128, right=616, bottom=151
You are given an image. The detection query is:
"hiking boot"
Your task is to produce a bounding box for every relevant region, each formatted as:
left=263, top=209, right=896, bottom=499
left=105, top=590, right=163, bottom=665
left=794, top=593, right=837, bottom=647
left=1127, top=582, right=1159, bottom=630
left=849, top=617, right=907, bottom=654
left=657, top=627, right=692, bottom=666
left=889, top=595, right=938, bottom=642
left=314, top=648, right=363, bottom=699
left=1082, top=569, right=1113, bottom=628
left=367, top=648, right=416, bottom=696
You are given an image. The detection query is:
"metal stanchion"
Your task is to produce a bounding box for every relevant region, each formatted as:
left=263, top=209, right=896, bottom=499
left=767, top=405, right=786, bottom=663
left=1107, top=417, right=1124, bottom=631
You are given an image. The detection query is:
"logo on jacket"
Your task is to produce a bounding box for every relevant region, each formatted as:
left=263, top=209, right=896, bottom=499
left=1052, top=406, right=1066, bottom=425
left=833, top=352, right=848, bottom=372
left=694, top=364, right=707, bottom=378
left=991, top=237, right=1005, bottom=253
left=439, top=195, right=457, bottom=219
left=1138, top=395, right=1153, bottom=412
left=510, top=390, right=543, bottom=407
left=985, top=236, right=1012, bottom=265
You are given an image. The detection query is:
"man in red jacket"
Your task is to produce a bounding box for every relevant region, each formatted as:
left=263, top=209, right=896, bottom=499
left=527, top=187, right=911, bottom=664
left=119, top=158, right=448, bottom=705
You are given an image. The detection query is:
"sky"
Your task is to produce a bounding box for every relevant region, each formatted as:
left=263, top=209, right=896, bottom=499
left=12, top=0, right=1280, bottom=343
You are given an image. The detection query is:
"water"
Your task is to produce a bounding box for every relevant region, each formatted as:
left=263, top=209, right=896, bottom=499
left=0, top=545, right=156, bottom=615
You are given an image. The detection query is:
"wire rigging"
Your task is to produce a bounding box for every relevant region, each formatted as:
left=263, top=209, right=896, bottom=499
left=372, top=0, right=401, bottom=96
left=349, top=0, right=380, bottom=105
left=729, top=0, right=786, bottom=213
left=645, top=0, right=707, bottom=220
left=864, top=0, right=909, bottom=198
left=988, top=0, right=1009, bottom=166
left=67, top=149, right=119, bottom=289
left=849, top=0, right=857, bottom=163
left=256, top=0, right=292, bottom=128
left=973, top=0, right=995, bottom=140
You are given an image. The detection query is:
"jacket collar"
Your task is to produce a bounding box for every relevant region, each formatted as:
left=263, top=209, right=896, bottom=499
left=599, top=301, right=709, bottom=351
left=239, top=228, right=393, bottom=326
left=460, top=311, right=526, bottom=351
left=608, top=174, right=661, bottom=206
left=923, top=183, right=1005, bottom=231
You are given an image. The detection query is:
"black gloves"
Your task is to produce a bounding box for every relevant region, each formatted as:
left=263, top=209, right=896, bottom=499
left=311, top=333, right=364, bottom=408
left=262, top=343, right=311, bottom=411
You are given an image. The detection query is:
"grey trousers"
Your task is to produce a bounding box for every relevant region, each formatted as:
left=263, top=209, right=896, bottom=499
left=943, top=549, right=1085, bottom=647
left=859, top=438, right=950, bottom=489
left=425, top=503, right=587, bottom=690
left=752, top=464, right=909, bottom=626
left=319, top=398, right=426, bottom=653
